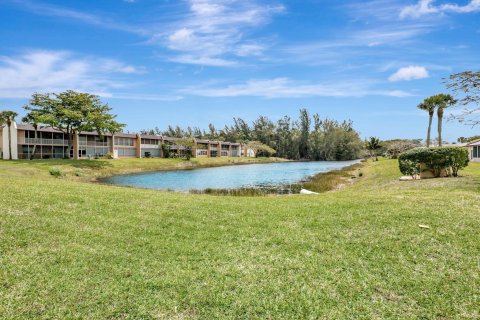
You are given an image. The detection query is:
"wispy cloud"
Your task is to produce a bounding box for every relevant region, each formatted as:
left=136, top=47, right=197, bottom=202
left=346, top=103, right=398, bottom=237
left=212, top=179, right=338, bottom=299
left=0, top=50, right=145, bottom=99
left=400, top=0, right=480, bottom=19
left=158, top=0, right=284, bottom=66
left=9, top=0, right=147, bottom=35
left=388, top=65, right=429, bottom=81
left=180, top=78, right=413, bottom=98
left=9, top=0, right=283, bottom=67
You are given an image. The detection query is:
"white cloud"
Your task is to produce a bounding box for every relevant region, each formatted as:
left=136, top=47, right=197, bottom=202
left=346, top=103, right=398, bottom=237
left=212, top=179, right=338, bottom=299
left=169, top=55, right=238, bottom=67
left=400, top=0, right=480, bottom=19
left=388, top=66, right=429, bottom=81
left=180, top=78, right=413, bottom=98
left=0, top=50, right=144, bottom=99
left=161, top=0, right=284, bottom=66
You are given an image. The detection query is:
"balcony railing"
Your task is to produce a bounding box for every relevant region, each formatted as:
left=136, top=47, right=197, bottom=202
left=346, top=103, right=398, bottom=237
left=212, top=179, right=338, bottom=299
left=81, top=141, right=109, bottom=146
left=24, top=138, right=67, bottom=145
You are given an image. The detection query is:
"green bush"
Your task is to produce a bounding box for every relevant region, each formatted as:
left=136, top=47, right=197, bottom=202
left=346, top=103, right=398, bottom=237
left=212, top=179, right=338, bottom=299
left=49, top=167, right=63, bottom=177
left=398, top=159, right=420, bottom=178
left=398, top=147, right=469, bottom=177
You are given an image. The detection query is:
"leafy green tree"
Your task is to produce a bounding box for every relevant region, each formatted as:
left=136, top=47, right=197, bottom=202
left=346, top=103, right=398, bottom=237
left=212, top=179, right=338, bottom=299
left=457, top=135, right=480, bottom=143
left=142, top=108, right=363, bottom=161
left=0, top=110, right=18, bottom=160
left=177, top=138, right=195, bottom=160
left=366, top=137, right=382, bottom=161
left=253, top=116, right=275, bottom=147
left=417, top=98, right=436, bottom=147
left=24, top=91, right=125, bottom=159
left=246, top=141, right=276, bottom=158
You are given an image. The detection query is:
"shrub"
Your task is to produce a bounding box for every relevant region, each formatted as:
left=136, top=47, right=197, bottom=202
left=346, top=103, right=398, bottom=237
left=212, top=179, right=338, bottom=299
left=105, top=152, right=114, bottom=159
left=398, top=147, right=469, bottom=178
left=398, top=159, right=420, bottom=179
left=49, top=167, right=63, bottom=177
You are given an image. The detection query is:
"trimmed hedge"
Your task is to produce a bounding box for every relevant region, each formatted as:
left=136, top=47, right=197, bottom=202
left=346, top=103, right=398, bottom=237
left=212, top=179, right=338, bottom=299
left=398, top=147, right=469, bottom=178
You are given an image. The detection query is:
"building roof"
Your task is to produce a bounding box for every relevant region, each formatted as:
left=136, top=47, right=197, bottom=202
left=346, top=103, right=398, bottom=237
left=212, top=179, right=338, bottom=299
left=466, top=139, right=480, bottom=146
left=14, top=122, right=242, bottom=145
left=16, top=123, right=138, bottom=138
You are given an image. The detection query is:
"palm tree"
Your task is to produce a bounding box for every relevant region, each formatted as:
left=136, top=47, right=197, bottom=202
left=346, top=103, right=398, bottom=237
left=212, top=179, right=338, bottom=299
left=433, top=94, right=456, bottom=147
left=22, top=112, right=40, bottom=160
left=417, top=99, right=435, bottom=148
left=366, top=136, right=382, bottom=161
left=0, top=110, right=18, bottom=160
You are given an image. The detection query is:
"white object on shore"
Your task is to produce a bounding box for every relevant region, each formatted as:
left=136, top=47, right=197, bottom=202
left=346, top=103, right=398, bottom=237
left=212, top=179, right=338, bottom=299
left=300, top=188, right=319, bottom=195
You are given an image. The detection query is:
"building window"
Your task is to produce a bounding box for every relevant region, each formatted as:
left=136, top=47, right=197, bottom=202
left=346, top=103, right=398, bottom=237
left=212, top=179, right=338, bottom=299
left=141, top=138, right=160, bottom=145
left=115, top=137, right=134, bottom=146
left=473, top=146, right=479, bottom=158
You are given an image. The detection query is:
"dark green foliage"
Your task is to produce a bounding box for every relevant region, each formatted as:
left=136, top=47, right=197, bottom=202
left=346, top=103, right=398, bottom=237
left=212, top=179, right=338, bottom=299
left=142, top=109, right=364, bottom=161
left=48, top=167, right=63, bottom=177
left=24, top=91, right=125, bottom=159
left=246, top=141, right=276, bottom=157
left=458, top=135, right=480, bottom=143
left=398, top=159, right=420, bottom=178
left=366, top=137, right=382, bottom=161
left=161, top=143, right=170, bottom=158
left=398, top=147, right=469, bottom=177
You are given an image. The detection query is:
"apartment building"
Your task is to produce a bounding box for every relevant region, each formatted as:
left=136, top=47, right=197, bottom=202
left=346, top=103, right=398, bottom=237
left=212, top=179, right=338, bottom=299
left=0, top=122, right=253, bottom=160
left=466, top=139, right=480, bottom=162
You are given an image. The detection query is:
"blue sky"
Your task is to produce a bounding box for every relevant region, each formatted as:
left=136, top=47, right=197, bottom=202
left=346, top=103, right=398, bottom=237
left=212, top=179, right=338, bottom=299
left=0, top=0, right=479, bottom=141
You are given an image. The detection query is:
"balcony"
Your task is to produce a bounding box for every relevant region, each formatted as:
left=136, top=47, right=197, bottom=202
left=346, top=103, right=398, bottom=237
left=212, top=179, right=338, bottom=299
left=24, top=138, right=67, bottom=145
left=141, top=144, right=160, bottom=148
left=82, top=141, right=109, bottom=146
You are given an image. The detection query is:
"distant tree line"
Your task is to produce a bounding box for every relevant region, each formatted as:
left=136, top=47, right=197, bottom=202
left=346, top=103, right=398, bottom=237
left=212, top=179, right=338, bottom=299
left=457, top=135, right=480, bottom=143
left=141, top=109, right=364, bottom=161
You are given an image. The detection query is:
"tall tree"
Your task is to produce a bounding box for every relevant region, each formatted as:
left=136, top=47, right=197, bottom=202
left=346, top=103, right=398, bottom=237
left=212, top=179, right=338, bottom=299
left=0, top=110, right=18, bottom=160
left=417, top=98, right=435, bottom=147
left=253, top=116, right=275, bottom=147
left=21, top=109, right=46, bottom=160
left=366, top=137, right=382, bottom=161
left=298, top=108, right=311, bottom=159
left=431, top=94, right=456, bottom=146
left=446, top=71, right=480, bottom=126
left=24, top=91, right=125, bottom=159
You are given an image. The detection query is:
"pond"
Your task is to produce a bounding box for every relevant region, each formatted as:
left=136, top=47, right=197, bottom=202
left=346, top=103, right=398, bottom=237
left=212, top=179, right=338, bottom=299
left=103, top=160, right=359, bottom=192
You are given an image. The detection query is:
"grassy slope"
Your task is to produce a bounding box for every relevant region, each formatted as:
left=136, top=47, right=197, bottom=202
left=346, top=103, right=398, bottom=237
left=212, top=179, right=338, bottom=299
left=0, top=157, right=285, bottom=182
left=0, top=159, right=479, bottom=319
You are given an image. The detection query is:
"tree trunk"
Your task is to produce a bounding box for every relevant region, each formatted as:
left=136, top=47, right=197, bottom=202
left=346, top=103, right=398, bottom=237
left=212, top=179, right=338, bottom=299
left=30, top=125, right=38, bottom=160
left=427, top=111, right=433, bottom=148
left=7, top=121, right=12, bottom=160
left=66, top=135, right=72, bottom=159
left=66, top=129, right=73, bottom=159
left=438, top=107, right=443, bottom=147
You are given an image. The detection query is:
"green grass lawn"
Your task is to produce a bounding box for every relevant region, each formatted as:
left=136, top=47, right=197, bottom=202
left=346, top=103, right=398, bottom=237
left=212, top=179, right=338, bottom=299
left=0, top=158, right=479, bottom=319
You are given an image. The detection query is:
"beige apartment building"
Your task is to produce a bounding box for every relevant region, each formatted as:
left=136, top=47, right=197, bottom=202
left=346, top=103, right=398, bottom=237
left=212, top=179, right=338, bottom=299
left=466, top=139, right=480, bottom=162
left=0, top=122, right=254, bottom=160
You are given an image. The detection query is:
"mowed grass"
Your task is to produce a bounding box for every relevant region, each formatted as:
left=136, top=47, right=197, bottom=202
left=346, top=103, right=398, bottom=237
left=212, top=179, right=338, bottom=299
left=0, top=158, right=479, bottom=319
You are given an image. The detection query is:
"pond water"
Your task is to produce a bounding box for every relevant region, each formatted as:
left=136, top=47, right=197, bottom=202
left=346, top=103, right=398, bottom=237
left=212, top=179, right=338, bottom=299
left=103, top=160, right=359, bottom=192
